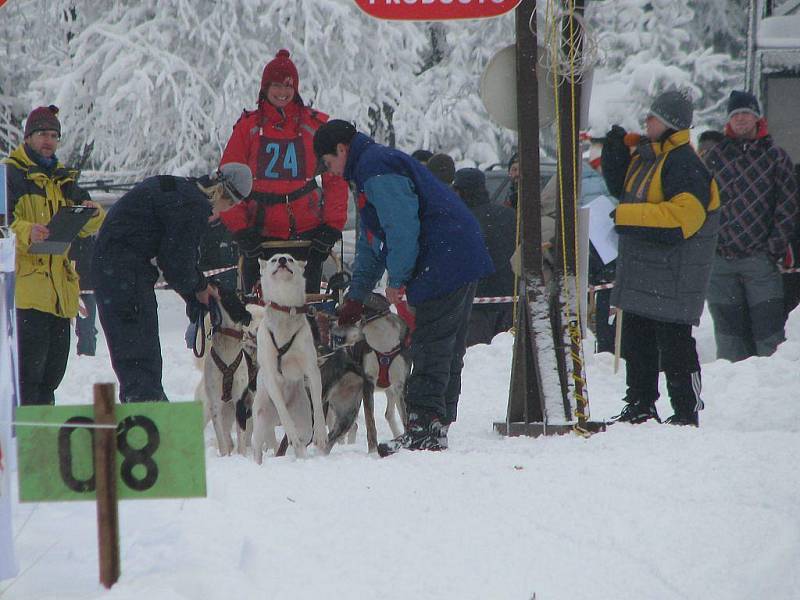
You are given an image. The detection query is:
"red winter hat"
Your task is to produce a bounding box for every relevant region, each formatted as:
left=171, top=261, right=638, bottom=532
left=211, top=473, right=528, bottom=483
left=260, top=49, right=299, bottom=94
left=24, top=105, right=61, bottom=138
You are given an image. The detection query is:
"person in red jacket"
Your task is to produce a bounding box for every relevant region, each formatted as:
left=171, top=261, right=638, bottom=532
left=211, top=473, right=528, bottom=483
left=219, top=49, right=348, bottom=294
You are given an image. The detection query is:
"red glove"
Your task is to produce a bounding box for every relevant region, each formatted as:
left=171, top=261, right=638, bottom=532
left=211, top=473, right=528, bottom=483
left=337, top=298, right=364, bottom=326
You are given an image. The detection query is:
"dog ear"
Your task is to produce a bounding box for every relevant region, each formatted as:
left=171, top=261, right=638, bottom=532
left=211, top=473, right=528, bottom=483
left=258, top=257, right=269, bottom=271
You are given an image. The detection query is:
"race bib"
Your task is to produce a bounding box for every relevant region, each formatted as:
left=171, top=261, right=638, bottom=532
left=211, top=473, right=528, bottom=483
left=257, top=136, right=306, bottom=181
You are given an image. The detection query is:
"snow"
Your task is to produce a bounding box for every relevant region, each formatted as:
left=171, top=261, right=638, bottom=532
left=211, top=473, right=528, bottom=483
left=3, top=291, right=800, bottom=599
left=758, top=15, right=800, bottom=49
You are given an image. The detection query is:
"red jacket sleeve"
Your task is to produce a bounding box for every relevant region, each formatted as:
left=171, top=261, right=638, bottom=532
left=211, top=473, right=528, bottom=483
left=220, top=112, right=252, bottom=167
left=322, top=173, right=349, bottom=231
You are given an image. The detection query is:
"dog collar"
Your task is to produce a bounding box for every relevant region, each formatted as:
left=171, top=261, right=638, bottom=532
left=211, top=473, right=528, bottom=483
left=268, top=301, right=311, bottom=316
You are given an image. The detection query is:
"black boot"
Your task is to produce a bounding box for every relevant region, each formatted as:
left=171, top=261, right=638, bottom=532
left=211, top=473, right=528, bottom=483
left=377, top=410, right=446, bottom=457
left=664, top=411, right=699, bottom=426
left=610, top=397, right=660, bottom=424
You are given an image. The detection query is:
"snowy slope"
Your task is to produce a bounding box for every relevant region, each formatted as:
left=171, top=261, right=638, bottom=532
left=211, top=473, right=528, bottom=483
left=3, top=291, right=800, bottom=600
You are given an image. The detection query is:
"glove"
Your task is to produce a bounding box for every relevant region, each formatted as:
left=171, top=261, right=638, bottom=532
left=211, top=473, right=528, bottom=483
left=337, top=298, right=364, bottom=326
left=606, top=125, right=627, bottom=143
left=310, top=224, right=342, bottom=254
left=233, top=229, right=263, bottom=256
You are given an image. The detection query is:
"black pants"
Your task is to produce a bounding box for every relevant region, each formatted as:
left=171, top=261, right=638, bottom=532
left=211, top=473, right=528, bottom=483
left=405, top=282, right=477, bottom=424
left=465, top=304, right=512, bottom=347
left=621, top=311, right=702, bottom=415
left=94, top=258, right=167, bottom=403
left=17, top=308, right=70, bottom=406
left=75, top=292, right=98, bottom=356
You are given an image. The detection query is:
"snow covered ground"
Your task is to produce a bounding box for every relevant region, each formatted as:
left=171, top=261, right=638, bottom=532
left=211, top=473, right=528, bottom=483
left=3, top=291, right=799, bottom=600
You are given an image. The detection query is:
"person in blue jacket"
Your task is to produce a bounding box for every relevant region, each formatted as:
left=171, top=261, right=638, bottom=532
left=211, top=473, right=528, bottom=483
left=313, top=121, right=494, bottom=455
left=93, top=163, right=252, bottom=403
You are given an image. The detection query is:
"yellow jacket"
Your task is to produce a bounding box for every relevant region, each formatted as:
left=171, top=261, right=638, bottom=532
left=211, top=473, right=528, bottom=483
left=4, top=144, right=105, bottom=318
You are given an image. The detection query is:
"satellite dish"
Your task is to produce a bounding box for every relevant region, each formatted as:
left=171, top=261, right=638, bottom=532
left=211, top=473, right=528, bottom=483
left=480, top=44, right=557, bottom=131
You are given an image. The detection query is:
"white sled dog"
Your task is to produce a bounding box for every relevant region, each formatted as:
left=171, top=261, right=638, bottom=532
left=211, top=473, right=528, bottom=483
left=252, top=254, right=326, bottom=461
left=197, top=290, right=263, bottom=456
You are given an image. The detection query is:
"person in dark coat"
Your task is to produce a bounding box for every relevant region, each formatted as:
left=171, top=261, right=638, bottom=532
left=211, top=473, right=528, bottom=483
left=313, top=121, right=494, bottom=454
left=703, top=91, right=798, bottom=361
left=93, top=163, right=252, bottom=403
left=69, top=235, right=98, bottom=356
left=602, top=90, right=720, bottom=427
left=452, top=168, right=515, bottom=346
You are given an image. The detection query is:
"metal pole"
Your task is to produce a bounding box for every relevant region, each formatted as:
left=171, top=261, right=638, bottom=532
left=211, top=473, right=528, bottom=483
left=94, top=383, right=120, bottom=589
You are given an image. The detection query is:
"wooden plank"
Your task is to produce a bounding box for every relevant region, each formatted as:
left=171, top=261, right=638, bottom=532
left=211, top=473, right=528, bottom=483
left=493, top=420, right=606, bottom=438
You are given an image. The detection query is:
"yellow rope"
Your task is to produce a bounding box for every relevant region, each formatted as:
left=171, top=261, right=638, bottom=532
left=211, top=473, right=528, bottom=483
left=547, top=0, right=592, bottom=430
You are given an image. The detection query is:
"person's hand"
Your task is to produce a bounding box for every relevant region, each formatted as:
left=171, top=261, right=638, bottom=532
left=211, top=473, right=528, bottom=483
left=385, top=287, right=405, bottom=305
left=195, top=283, right=219, bottom=306
left=29, top=223, right=49, bottom=243
left=337, top=298, right=364, bottom=326
left=82, top=200, right=99, bottom=210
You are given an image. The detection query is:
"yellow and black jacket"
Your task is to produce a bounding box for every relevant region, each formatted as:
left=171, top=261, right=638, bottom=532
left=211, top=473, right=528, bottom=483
left=4, top=144, right=105, bottom=318
left=602, top=130, right=720, bottom=325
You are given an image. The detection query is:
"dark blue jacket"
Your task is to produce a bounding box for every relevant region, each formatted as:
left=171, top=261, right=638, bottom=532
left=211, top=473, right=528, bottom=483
left=344, top=133, right=493, bottom=305
left=93, top=175, right=211, bottom=297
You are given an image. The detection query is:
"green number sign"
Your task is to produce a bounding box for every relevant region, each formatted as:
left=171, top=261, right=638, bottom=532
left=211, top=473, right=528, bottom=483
left=17, top=402, right=206, bottom=502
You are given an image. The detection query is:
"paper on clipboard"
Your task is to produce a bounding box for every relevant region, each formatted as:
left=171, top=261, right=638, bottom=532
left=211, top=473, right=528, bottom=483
left=28, top=205, right=97, bottom=255
left=586, top=194, right=619, bottom=265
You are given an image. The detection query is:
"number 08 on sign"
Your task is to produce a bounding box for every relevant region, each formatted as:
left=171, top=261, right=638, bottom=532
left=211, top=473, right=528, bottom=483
left=17, top=402, right=206, bottom=502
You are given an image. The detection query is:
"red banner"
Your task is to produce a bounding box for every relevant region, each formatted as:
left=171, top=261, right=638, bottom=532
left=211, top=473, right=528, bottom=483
left=354, top=0, right=522, bottom=21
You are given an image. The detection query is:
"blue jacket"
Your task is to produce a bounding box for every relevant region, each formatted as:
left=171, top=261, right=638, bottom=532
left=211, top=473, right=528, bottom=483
left=344, top=133, right=493, bottom=305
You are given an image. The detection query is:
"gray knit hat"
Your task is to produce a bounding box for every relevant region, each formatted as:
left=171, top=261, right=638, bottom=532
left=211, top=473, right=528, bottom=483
left=648, top=90, right=693, bottom=131
left=207, top=162, right=252, bottom=201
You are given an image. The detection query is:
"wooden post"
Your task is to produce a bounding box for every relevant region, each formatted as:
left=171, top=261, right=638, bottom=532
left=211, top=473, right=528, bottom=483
left=500, top=0, right=548, bottom=433
left=93, top=383, right=120, bottom=589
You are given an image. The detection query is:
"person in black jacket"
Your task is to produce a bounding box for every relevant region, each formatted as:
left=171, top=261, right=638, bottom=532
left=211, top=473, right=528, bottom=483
left=69, top=235, right=98, bottom=356
left=93, top=163, right=252, bottom=403
left=453, top=168, right=516, bottom=346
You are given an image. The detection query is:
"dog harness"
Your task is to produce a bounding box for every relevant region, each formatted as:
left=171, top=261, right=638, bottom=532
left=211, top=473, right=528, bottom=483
left=373, top=344, right=403, bottom=389
left=209, top=347, right=245, bottom=403
left=269, top=329, right=300, bottom=375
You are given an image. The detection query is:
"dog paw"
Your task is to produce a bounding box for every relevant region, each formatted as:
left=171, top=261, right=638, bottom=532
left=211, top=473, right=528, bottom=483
left=312, top=428, right=328, bottom=451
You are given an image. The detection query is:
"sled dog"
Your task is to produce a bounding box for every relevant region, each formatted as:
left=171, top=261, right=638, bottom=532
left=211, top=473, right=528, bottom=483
left=252, top=254, right=326, bottom=461
left=197, top=290, right=262, bottom=456
left=329, top=293, right=410, bottom=453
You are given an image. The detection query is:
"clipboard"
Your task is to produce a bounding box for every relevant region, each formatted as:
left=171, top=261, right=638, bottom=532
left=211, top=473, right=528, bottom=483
left=28, top=205, right=98, bottom=255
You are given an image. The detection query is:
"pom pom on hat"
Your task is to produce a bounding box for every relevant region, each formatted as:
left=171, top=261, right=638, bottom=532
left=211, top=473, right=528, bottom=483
left=261, top=49, right=299, bottom=94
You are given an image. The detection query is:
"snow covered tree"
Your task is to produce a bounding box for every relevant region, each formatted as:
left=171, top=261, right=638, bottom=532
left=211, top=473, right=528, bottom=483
left=586, top=0, right=744, bottom=133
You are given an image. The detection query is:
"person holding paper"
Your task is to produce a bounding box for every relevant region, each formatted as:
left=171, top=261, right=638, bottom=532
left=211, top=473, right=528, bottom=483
left=601, top=90, right=720, bottom=427
left=2, top=105, right=105, bottom=406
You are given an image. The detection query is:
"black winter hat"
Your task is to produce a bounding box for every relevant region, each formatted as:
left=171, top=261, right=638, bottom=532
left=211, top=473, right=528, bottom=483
left=453, top=167, right=486, bottom=192
left=411, top=149, right=434, bottom=163
left=648, top=90, right=693, bottom=131
left=313, top=119, right=357, bottom=159
left=727, top=90, right=761, bottom=118
left=427, top=153, right=456, bottom=185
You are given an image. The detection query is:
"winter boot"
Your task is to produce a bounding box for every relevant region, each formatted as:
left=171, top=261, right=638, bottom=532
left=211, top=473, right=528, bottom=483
left=664, top=411, right=699, bottom=427
left=377, top=410, right=446, bottom=457
left=610, top=397, right=660, bottom=424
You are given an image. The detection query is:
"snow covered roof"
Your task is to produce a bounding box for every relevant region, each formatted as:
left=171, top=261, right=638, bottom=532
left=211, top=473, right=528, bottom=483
left=757, top=15, right=800, bottom=49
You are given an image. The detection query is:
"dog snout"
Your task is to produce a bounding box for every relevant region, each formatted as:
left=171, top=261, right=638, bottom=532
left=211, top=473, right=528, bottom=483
left=278, top=256, right=287, bottom=266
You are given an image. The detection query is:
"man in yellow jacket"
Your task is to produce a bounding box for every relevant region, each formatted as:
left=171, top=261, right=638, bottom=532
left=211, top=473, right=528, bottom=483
left=4, top=105, right=105, bottom=405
